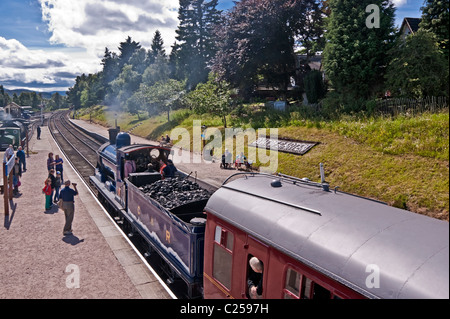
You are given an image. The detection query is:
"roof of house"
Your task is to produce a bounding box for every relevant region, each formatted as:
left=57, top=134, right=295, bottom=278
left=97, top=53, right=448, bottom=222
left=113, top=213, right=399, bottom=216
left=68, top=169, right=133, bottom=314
left=401, top=17, right=422, bottom=34
left=5, top=102, right=21, bottom=109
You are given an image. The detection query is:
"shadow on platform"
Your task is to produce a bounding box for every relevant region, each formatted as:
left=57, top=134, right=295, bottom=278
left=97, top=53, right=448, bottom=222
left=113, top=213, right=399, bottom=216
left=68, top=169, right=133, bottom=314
left=62, top=234, right=85, bottom=246
left=44, top=205, right=60, bottom=215
left=4, top=201, right=17, bottom=230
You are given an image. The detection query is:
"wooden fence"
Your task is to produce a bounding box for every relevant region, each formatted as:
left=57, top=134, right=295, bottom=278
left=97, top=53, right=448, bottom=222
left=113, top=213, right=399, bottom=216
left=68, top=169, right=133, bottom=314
left=302, top=96, right=448, bottom=117
left=375, top=96, right=449, bottom=116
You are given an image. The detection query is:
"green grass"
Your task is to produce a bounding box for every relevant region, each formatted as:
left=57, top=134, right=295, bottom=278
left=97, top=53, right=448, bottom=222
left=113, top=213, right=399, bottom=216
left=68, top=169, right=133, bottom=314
left=325, top=113, right=449, bottom=161
left=77, top=105, right=449, bottom=221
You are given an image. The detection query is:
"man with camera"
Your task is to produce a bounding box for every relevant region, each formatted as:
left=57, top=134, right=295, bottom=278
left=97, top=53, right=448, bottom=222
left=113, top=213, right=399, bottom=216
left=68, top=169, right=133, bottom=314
left=59, top=180, right=78, bottom=236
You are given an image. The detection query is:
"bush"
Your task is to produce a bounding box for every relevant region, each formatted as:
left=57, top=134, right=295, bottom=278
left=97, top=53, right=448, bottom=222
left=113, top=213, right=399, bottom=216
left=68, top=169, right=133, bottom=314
left=304, top=70, right=326, bottom=104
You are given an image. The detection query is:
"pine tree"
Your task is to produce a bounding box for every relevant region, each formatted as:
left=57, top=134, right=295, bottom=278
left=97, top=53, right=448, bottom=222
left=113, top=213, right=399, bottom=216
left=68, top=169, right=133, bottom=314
left=0, top=85, right=11, bottom=108
left=101, top=47, right=120, bottom=86
left=172, top=0, right=222, bottom=89
left=420, top=0, right=449, bottom=60
left=118, top=36, right=142, bottom=70
left=151, top=30, right=166, bottom=59
left=322, top=0, right=396, bottom=101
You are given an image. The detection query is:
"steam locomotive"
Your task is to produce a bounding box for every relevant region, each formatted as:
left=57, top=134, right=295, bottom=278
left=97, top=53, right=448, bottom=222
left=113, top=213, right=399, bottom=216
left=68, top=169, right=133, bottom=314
left=90, top=129, right=449, bottom=299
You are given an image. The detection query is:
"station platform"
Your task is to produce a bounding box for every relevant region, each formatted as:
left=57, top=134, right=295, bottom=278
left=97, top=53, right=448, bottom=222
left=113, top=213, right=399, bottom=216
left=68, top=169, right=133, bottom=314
left=0, top=123, right=174, bottom=299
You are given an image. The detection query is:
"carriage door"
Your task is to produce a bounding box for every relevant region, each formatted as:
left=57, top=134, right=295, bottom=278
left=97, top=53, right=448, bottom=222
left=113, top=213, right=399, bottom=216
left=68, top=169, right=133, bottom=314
left=116, top=157, right=127, bottom=209
left=243, top=236, right=269, bottom=299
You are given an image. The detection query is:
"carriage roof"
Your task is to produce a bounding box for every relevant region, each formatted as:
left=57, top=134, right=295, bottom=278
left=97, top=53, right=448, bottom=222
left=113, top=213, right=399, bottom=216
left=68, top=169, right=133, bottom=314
left=205, top=174, right=449, bottom=299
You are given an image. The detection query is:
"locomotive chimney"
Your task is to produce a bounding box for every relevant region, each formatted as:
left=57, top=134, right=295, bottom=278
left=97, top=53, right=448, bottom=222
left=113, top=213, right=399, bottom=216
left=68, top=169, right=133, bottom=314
left=108, top=128, right=120, bottom=145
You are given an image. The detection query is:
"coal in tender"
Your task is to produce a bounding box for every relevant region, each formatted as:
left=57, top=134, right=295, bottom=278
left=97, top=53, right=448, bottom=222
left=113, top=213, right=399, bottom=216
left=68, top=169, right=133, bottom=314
left=141, top=178, right=210, bottom=209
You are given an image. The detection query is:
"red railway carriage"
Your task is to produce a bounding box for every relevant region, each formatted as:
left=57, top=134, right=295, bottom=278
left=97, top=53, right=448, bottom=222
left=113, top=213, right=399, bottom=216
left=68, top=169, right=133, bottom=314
left=203, top=174, right=449, bottom=299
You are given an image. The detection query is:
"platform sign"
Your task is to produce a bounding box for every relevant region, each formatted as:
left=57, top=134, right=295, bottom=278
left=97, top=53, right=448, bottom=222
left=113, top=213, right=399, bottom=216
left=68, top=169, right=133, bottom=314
left=250, top=136, right=319, bottom=155
left=5, top=154, right=15, bottom=176
left=3, top=154, right=15, bottom=216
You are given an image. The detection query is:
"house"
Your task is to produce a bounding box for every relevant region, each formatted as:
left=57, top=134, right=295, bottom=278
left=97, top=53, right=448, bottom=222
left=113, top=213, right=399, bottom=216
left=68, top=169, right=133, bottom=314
left=255, top=53, right=323, bottom=98
left=4, top=102, right=22, bottom=118
left=400, top=17, right=421, bottom=40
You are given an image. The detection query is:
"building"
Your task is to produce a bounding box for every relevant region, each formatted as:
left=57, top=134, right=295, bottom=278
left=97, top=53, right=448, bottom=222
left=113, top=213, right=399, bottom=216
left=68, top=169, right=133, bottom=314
left=400, top=17, right=422, bottom=40
left=4, top=102, right=22, bottom=118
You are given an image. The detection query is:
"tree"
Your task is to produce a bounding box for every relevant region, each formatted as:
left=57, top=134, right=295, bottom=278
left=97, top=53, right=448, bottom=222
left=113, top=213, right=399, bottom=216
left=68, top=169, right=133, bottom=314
left=304, top=70, right=326, bottom=104
left=142, top=80, right=185, bottom=122
left=51, top=92, right=63, bottom=109
left=420, top=0, right=449, bottom=60
left=186, top=74, right=234, bottom=128
left=12, top=93, right=20, bottom=104
left=148, top=30, right=166, bottom=64
left=118, top=36, right=142, bottom=70
left=322, top=0, right=396, bottom=101
left=142, top=54, right=170, bottom=87
left=212, top=0, right=318, bottom=100
left=126, top=91, right=145, bottom=121
left=109, top=65, right=142, bottom=107
left=129, top=48, right=148, bottom=75
left=101, top=47, right=120, bottom=85
left=0, top=85, right=11, bottom=108
left=297, top=0, right=327, bottom=57
left=385, top=30, right=449, bottom=98
left=172, top=0, right=222, bottom=89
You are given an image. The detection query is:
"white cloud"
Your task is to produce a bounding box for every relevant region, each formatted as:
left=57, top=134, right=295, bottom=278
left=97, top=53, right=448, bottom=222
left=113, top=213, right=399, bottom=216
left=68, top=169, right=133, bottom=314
left=391, top=0, right=408, bottom=7
left=39, top=0, right=179, bottom=57
left=0, top=36, right=95, bottom=91
left=1, top=0, right=180, bottom=92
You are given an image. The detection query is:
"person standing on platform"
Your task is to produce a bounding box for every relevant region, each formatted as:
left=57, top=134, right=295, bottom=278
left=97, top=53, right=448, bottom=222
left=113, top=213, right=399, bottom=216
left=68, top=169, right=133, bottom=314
left=47, top=153, right=55, bottom=172
left=37, top=126, right=41, bottom=140
left=16, top=146, right=26, bottom=172
left=12, top=157, right=22, bottom=195
left=59, top=180, right=78, bottom=236
left=4, top=144, right=14, bottom=161
left=48, top=169, right=56, bottom=200
left=53, top=171, right=62, bottom=203
left=55, top=155, right=64, bottom=182
left=42, top=178, right=53, bottom=210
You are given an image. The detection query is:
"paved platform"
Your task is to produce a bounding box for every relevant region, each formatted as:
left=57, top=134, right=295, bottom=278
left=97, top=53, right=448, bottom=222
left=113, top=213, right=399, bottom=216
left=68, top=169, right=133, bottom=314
left=0, top=123, right=173, bottom=299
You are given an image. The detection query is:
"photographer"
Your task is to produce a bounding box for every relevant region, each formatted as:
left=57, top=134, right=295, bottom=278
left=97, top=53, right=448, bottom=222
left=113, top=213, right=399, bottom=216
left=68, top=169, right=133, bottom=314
left=59, top=180, right=78, bottom=236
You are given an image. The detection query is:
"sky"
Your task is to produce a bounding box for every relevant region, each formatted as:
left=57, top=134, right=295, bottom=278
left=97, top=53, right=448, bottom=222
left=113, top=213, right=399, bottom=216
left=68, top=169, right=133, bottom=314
left=0, top=0, right=425, bottom=93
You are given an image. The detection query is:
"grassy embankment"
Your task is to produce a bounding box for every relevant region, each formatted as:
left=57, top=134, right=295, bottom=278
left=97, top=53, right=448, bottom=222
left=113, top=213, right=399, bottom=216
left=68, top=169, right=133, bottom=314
left=77, top=105, right=449, bottom=221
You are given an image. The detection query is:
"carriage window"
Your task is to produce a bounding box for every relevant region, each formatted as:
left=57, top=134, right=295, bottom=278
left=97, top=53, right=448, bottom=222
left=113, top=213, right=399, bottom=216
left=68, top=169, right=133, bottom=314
left=213, top=226, right=234, bottom=290
left=313, top=283, right=331, bottom=299
left=284, top=268, right=302, bottom=299
left=302, top=277, right=331, bottom=299
left=214, top=226, right=234, bottom=252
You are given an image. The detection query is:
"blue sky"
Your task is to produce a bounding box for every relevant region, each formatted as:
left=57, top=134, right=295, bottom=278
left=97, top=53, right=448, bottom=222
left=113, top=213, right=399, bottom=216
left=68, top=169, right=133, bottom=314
left=0, top=0, right=425, bottom=93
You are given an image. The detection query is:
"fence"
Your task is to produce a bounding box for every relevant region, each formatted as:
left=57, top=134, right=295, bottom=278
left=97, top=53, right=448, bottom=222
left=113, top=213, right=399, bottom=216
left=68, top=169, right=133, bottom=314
left=302, top=96, right=448, bottom=118
left=375, top=96, right=449, bottom=116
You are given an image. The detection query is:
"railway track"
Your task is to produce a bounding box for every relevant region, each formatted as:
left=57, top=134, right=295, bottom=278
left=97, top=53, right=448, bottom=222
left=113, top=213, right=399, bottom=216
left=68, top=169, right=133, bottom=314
left=47, top=111, right=188, bottom=298
left=48, top=111, right=102, bottom=192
